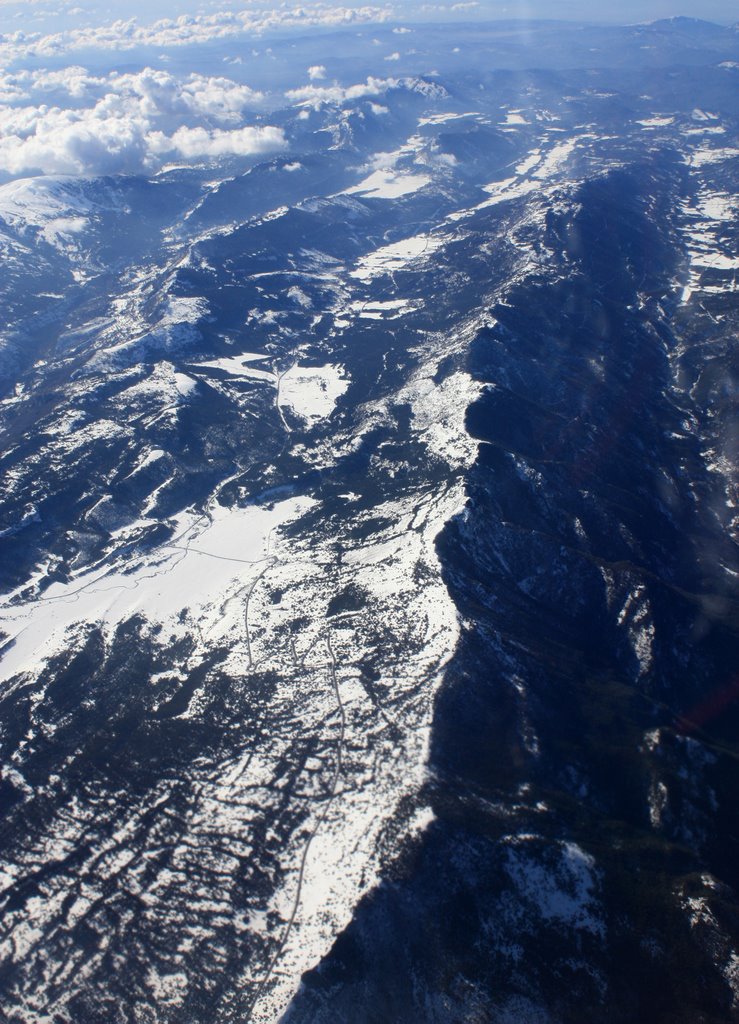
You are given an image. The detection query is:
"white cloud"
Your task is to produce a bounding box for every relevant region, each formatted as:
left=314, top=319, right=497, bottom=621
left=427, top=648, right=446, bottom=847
left=384, top=51, right=401, bottom=60
left=307, top=64, right=326, bottom=80
left=23, top=66, right=101, bottom=100
left=284, top=74, right=443, bottom=111
left=0, top=66, right=264, bottom=121
left=0, top=5, right=394, bottom=65
left=0, top=107, right=151, bottom=176
left=181, top=74, right=264, bottom=119
left=0, top=66, right=282, bottom=177
left=150, top=124, right=286, bottom=160
left=285, top=75, right=399, bottom=108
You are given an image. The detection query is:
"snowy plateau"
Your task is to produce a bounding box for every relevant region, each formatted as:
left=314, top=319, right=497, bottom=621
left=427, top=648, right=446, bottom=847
left=0, top=13, right=738, bottom=1024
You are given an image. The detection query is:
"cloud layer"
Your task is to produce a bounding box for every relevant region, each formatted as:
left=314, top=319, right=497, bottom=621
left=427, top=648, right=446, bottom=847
left=0, top=66, right=286, bottom=176
left=0, top=5, right=393, bottom=64
left=285, top=75, right=401, bottom=109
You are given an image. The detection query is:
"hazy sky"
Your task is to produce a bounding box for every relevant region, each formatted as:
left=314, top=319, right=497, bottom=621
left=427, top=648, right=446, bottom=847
left=1, top=0, right=738, bottom=27
left=476, top=0, right=738, bottom=21
left=91, top=0, right=737, bottom=20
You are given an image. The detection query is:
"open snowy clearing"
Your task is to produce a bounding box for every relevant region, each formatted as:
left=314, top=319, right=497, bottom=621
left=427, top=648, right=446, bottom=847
left=351, top=234, right=442, bottom=281
left=279, top=364, right=349, bottom=424
left=0, top=496, right=315, bottom=686
left=344, top=168, right=430, bottom=199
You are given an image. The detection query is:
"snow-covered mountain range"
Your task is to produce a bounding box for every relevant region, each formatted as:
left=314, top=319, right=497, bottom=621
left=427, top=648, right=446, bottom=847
left=1, top=16, right=738, bottom=1024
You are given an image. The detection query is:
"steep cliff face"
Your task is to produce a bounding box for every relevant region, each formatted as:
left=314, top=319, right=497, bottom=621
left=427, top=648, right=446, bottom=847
left=283, top=126, right=739, bottom=1024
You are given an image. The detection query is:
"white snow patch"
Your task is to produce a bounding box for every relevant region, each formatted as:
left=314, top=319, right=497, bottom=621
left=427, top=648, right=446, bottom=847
left=0, top=176, right=92, bottom=252
left=616, top=584, right=654, bottom=676
left=726, top=953, right=739, bottom=1010
left=697, top=193, right=736, bottom=221
left=483, top=176, right=517, bottom=194
left=129, top=448, right=166, bottom=476
left=417, top=111, right=480, bottom=125
left=690, top=252, right=739, bottom=271
left=114, top=361, right=200, bottom=408
left=146, top=969, right=188, bottom=1005
left=403, top=371, right=481, bottom=470
left=350, top=234, right=442, bottom=281
left=0, top=496, right=315, bottom=685
left=193, top=353, right=272, bottom=382
left=349, top=298, right=415, bottom=319
left=688, top=147, right=739, bottom=167
left=515, top=150, right=542, bottom=174
left=279, top=364, right=349, bottom=425
left=500, top=110, right=527, bottom=125
left=476, top=177, right=539, bottom=208
left=287, top=285, right=312, bottom=308
left=636, top=116, right=674, bottom=127
left=503, top=836, right=605, bottom=937
left=174, top=373, right=197, bottom=396
left=344, top=168, right=430, bottom=199
left=157, top=295, right=208, bottom=329
left=533, top=138, right=577, bottom=178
